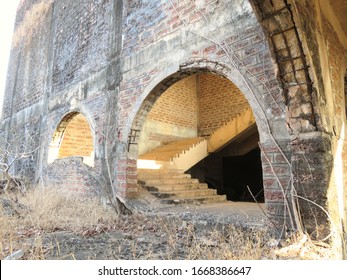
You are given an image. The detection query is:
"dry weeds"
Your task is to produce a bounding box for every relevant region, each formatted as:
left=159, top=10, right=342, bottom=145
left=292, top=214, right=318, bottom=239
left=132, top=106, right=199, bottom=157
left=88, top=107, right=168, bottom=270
left=0, top=187, right=339, bottom=260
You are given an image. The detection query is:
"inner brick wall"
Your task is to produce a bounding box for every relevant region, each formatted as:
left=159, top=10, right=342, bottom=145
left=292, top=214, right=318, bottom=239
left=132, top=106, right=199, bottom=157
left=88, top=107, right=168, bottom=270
left=137, top=75, right=198, bottom=154
left=137, top=72, right=253, bottom=157
left=148, top=75, right=198, bottom=129
left=146, top=73, right=251, bottom=139
left=58, top=114, right=94, bottom=158
left=198, top=74, right=250, bottom=136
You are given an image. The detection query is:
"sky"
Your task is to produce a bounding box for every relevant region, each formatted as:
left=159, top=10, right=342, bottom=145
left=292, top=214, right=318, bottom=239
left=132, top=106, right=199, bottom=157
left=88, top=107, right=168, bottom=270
left=0, top=0, right=20, bottom=117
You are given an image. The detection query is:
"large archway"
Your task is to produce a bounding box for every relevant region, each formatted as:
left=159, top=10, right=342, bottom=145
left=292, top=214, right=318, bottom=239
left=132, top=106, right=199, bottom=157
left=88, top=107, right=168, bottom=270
left=130, top=72, right=264, bottom=205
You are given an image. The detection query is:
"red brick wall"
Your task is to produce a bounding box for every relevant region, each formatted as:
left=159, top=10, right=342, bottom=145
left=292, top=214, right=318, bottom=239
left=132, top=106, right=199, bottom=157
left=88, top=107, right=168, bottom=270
left=58, top=114, right=94, bottom=158
left=123, top=0, right=224, bottom=57
left=148, top=75, right=198, bottom=129
left=141, top=73, right=252, bottom=149
left=198, top=74, right=250, bottom=136
left=146, top=73, right=250, bottom=137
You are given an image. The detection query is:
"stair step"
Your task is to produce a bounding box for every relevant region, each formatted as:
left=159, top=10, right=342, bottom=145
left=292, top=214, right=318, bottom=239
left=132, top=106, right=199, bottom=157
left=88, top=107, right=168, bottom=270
left=162, top=138, right=203, bottom=145
left=138, top=173, right=191, bottom=180
left=137, top=167, right=184, bottom=173
left=144, top=183, right=208, bottom=192
left=160, top=195, right=227, bottom=205
left=137, top=136, right=226, bottom=206
left=146, top=145, right=198, bottom=152
left=141, top=150, right=182, bottom=155
left=147, top=144, right=197, bottom=151
left=143, top=178, right=199, bottom=185
left=151, top=188, right=217, bottom=199
left=139, top=155, right=176, bottom=161
left=139, top=137, right=204, bottom=160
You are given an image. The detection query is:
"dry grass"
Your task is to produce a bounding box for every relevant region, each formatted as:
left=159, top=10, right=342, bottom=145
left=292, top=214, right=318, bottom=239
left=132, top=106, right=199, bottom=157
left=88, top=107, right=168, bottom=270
left=1, top=186, right=115, bottom=232
left=0, top=186, right=340, bottom=260
left=0, top=186, right=116, bottom=259
left=173, top=224, right=270, bottom=260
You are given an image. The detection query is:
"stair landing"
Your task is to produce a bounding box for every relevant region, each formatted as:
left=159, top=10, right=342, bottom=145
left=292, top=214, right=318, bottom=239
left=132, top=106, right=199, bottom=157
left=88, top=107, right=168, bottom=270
left=139, top=137, right=204, bottom=162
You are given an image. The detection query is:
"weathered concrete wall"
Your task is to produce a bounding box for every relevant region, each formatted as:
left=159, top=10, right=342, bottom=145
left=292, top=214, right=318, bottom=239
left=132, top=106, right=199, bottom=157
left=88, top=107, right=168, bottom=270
left=286, top=0, right=347, bottom=237
left=1, top=0, right=53, bottom=182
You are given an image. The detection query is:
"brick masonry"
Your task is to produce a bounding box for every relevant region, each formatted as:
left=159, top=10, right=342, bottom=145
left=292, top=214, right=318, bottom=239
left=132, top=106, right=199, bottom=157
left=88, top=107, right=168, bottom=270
left=58, top=114, right=94, bottom=158
left=45, top=157, right=102, bottom=197
left=51, top=0, right=111, bottom=94
left=139, top=73, right=250, bottom=150
left=1, top=0, right=346, bottom=238
left=198, top=73, right=250, bottom=136
left=148, top=74, right=198, bottom=129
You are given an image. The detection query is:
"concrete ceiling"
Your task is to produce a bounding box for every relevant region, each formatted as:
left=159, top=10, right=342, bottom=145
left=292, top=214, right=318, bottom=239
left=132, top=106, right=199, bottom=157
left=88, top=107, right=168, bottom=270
left=329, top=0, right=347, bottom=37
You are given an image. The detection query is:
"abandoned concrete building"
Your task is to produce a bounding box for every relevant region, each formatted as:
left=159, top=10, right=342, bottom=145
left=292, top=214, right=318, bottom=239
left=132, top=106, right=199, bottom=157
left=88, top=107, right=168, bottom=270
left=1, top=0, right=346, bottom=241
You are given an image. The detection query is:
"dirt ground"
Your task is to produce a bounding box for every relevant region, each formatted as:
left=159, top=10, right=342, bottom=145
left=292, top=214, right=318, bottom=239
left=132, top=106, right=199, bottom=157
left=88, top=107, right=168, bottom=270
left=2, top=204, right=271, bottom=260
left=0, top=189, right=338, bottom=260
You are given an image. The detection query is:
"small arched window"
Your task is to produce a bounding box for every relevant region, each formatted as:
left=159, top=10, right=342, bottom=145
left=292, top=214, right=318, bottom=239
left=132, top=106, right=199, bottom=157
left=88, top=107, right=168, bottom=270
left=48, top=112, right=94, bottom=167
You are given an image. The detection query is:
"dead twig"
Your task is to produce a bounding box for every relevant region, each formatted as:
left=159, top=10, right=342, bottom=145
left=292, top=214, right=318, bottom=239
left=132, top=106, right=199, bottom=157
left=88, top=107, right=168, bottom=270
left=246, top=185, right=281, bottom=235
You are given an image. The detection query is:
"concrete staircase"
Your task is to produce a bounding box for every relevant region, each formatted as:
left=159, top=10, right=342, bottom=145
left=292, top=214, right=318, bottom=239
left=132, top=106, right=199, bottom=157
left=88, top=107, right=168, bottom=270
left=139, top=137, right=208, bottom=172
left=137, top=163, right=226, bottom=204
left=139, top=137, right=204, bottom=161
left=137, top=108, right=255, bottom=204
left=207, top=107, right=255, bottom=152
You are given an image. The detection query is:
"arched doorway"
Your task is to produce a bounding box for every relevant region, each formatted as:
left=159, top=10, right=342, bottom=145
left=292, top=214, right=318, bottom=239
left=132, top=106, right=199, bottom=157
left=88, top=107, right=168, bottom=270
left=132, top=72, right=263, bottom=204
left=48, top=112, right=94, bottom=167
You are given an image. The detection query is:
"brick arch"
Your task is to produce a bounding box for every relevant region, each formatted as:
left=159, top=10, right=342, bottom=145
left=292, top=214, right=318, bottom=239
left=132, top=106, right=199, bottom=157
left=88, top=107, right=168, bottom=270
left=117, top=1, right=308, bottom=228
left=124, top=0, right=320, bottom=143
left=47, top=111, right=95, bottom=166
left=123, top=60, right=288, bottom=213
left=126, top=60, right=283, bottom=149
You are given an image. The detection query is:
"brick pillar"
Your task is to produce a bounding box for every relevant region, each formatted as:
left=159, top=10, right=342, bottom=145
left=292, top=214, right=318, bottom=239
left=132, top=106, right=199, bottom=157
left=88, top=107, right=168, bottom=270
left=261, top=139, right=294, bottom=231
left=125, top=158, right=139, bottom=198
left=261, top=132, right=335, bottom=238
left=115, top=157, right=139, bottom=199
left=291, top=132, right=334, bottom=238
